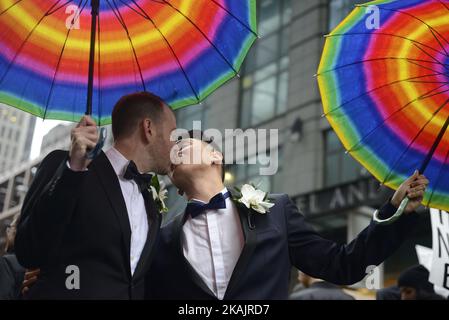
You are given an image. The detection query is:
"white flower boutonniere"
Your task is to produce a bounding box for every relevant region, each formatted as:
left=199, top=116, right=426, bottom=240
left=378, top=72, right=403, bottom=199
left=149, top=176, right=168, bottom=213
left=234, top=183, right=274, bottom=214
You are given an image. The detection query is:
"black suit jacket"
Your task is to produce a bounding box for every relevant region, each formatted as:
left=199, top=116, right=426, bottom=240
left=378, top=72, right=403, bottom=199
left=145, top=193, right=419, bottom=300
left=15, top=150, right=161, bottom=299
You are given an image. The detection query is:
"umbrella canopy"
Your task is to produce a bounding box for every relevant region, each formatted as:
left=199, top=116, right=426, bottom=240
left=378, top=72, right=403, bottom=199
left=318, top=0, right=449, bottom=212
left=0, top=0, right=257, bottom=125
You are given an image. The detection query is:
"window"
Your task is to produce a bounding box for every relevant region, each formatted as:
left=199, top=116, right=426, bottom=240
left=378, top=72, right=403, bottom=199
left=239, top=0, right=291, bottom=128
left=229, top=148, right=283, bottom=193
left=175, top=103, right=209, bottom=131
left=259, top=0, right=292, bottom=36
left=324, top=130, right=368, bottom=187
left=329, top=0, right=359, bottom=31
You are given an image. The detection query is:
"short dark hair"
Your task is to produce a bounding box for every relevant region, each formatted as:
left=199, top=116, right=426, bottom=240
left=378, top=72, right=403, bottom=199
left=187, top=130, right=225, bottom=182
left=112, top=92, right=167, bottom=140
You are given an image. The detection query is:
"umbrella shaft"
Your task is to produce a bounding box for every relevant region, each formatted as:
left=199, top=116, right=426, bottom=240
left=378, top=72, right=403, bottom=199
left=419, top=115, right=449, bottom=174
left=86, top=0, right=100, bottom=116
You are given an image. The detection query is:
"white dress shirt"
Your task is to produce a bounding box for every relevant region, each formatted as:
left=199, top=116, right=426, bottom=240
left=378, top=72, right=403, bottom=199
left=105, top=147, right=149, bottom=276
left=182, top=188, right=245, bottom=300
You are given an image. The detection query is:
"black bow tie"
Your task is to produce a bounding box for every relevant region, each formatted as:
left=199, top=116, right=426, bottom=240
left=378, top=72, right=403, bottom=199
left=123, top=160, right=153, bottom=192
left=185, top=191, right=231, bottom=219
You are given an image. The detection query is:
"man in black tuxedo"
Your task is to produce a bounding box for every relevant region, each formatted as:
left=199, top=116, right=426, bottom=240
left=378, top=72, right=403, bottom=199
left=146, top=132, right=429, bottom=300
left=15, top=92, right=177, bottom=299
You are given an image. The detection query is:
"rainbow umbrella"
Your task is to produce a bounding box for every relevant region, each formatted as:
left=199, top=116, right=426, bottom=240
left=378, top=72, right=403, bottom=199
left=0, top=0, right=257, bottom=125
left=318, top=0, right=449, bottom=223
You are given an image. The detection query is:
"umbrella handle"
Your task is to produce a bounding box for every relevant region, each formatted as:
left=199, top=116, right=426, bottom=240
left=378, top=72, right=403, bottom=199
left=373, top=197, right=409, bottom=225
left=86, top=127, right=107, bottom=160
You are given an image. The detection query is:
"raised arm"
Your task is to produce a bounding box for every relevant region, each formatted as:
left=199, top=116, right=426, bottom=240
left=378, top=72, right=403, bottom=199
left=286, top=173, right=428, bottom=285
left=15, top=116, right=98, bottom=268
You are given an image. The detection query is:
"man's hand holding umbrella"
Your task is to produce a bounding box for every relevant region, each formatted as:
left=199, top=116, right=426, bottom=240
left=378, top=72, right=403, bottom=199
left=69, top=116, right=99, bottom=171
left=392, top=171, right=430, bottom=214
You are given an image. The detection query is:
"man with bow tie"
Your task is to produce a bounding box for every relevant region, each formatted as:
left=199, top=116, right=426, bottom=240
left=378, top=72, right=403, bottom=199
left=145, top=131, right=429, bottom=300
left=15, top=92, right=177, bottom=299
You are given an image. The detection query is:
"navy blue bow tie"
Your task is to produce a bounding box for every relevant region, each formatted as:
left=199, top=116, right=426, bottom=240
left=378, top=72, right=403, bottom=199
left=185, top=191, right=231, bottom=219
left=123, top=160, right=153, bottom=193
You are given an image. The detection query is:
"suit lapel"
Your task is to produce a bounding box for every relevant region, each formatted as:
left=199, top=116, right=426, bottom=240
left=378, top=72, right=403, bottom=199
left=224, top=200, right=257, bottom=299
left=91, top=151, right=132, bottom=276
left=173, top=213, right=216, bottom=298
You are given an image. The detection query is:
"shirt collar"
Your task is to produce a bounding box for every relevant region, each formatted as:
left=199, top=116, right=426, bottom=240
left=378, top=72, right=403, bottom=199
left=105, top=147, right=130, bottom=178
left=190, top=187, right=229, bottom=204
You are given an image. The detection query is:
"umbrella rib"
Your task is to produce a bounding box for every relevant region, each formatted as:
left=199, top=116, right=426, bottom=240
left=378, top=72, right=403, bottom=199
left=438, top=0, right=449, bottom=12
left=317, top=57, right=445, bottom=76
left=347, top=84, right=449, bottom=153
left=105, top=0, right=126, bottom=29
left=328, top=32, right=448, bottom=66
left=209, top=0, right=258, bottom=37
left=127, top=0, right=201, bottom=102
left=429, top=27, right=449, bottom=57
left=411, top=41, right=449, bottom=74
left=357, top=4, right=449, bottom=56
left=159, top=0, right=239, bottom=75
left=47, top=0, right=75, bottom=16
left=381, top=96, right=449, bottom=185
left=97, top=1, right=102, bottom=126
left=43, top=0, right=88, bottom=120
left=0, top=0, right=23, bottom=17
left=324, top=73, right=445, bottom=116
left=407, top=58, right=449, bottom=75
left=0, top=0, right=64, bottom=86
left=419, top=87, right=449, bottom=100
left=115, top=0, right=148, bottom=20
left=408, top=80, right=449, bottom=84
left=114, top=0, right=179, bottom=96
left=425, top=135, right=449, bottom=207
left=106, top=0, right=146, bottom=92
left=146, top=0, right=258, bottom=37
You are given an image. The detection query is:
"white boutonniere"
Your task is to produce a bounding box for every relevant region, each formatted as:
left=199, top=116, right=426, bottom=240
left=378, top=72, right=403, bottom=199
left=149, top=176, right=168, bottom=213
left=234, top=183, right=274, bottom=214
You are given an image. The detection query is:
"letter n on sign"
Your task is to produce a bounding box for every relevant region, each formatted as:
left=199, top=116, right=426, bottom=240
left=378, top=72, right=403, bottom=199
left=429, top=209, right=449, bottom=291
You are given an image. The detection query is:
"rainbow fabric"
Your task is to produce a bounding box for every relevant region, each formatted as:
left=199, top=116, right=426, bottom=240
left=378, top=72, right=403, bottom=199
left=0, top=0, right=257, bottom=124
left=318, top=0, right=449, bottom=211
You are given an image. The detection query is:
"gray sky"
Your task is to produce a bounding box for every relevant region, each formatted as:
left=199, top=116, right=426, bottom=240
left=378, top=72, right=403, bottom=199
left=30, top=119, right=67, bottom=159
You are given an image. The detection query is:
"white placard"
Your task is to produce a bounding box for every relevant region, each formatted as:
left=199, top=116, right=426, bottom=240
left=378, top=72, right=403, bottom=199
left=429, top=209, right=449, bottom=295
left=415, top=244, right=433, bottom=271
left=415, top=244, right=449, bottom=298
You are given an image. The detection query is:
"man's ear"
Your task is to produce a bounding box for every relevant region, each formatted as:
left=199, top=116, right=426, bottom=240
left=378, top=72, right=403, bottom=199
left=143, top=118, right=153, bottom=140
